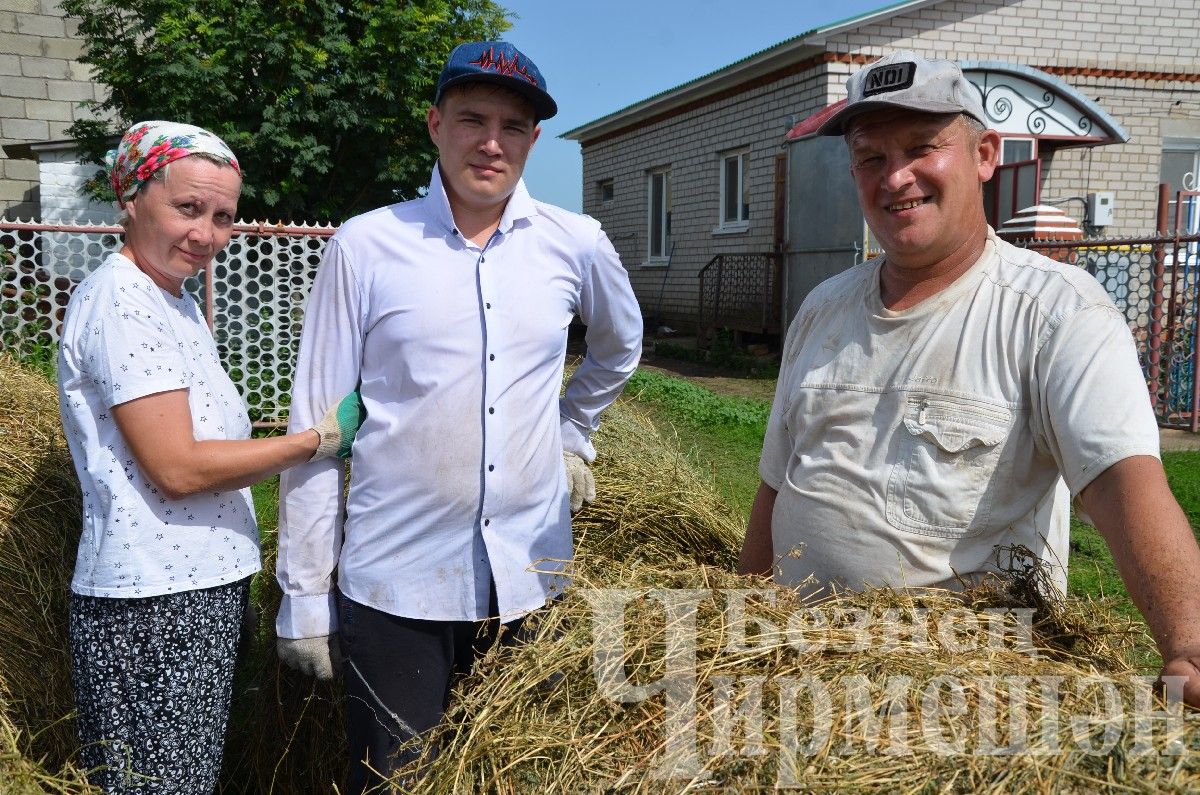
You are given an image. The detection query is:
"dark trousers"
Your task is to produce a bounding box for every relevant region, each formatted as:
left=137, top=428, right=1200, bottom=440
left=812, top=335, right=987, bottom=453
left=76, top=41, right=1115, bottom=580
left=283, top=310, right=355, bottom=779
left=69, top=578, right=249, bottom=794
left=338, top=589, right=532, bottom=793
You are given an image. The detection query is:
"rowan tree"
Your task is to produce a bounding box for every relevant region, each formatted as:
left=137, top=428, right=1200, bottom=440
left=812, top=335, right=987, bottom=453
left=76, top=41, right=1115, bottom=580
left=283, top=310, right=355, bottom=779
left=63, top=0, right=511, bottom=222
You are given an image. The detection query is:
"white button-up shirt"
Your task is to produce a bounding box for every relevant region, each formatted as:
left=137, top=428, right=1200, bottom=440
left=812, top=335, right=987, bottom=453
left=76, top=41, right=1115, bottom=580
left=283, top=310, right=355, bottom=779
left=276, top=166, right=642, bottom=638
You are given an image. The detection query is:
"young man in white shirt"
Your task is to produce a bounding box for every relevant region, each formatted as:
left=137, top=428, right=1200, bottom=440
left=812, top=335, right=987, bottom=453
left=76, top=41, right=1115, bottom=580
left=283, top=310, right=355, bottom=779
left=739, top=50, right=1200, bottom=709
left=275, top=41, right=642, bottom=790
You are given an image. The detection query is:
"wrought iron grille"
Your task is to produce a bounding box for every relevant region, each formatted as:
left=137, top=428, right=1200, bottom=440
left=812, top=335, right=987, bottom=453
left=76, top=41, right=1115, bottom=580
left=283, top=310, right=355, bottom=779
left=0, top=219, right=335, bottom=426
left=1026, top=233, right=1200, bottom=430
left=697, top=252, right=781, bottom=345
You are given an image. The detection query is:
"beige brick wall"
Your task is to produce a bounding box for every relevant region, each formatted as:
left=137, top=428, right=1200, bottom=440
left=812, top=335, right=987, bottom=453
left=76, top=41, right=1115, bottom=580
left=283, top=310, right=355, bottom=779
left=0, top=0, right=103, bottom=219
left=822, top=0, right=1200, bottom=235
left=583, top=70, right=831, bottom=331
left=580, top=0, right=1200, bottom=328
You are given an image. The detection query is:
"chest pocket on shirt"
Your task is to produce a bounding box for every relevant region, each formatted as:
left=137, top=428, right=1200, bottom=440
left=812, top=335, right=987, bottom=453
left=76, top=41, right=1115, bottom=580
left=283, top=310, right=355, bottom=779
left=885, top=396, right=1012, bottom=538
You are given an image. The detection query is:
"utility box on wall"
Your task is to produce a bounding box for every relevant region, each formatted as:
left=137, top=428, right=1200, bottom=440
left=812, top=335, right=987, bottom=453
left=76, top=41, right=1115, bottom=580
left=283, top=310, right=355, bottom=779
left=1086, top=191, right=1115, bottom=228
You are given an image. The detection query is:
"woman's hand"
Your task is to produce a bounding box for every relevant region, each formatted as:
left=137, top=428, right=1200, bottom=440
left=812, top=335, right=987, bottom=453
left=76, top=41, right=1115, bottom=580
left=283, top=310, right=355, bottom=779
left=309, top=391, right=365, bottom=461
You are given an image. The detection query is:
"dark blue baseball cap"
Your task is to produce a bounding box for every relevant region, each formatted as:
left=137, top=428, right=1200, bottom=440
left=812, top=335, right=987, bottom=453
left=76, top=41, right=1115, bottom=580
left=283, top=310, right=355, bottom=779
left=434, top=41, right=558, bottom=121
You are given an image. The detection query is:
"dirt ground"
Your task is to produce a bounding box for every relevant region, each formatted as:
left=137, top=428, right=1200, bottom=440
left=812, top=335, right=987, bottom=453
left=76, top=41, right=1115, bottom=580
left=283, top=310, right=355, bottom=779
left=637, top=347, right=778, bottom=402
left=1161, top=429, right=1200, bottom=452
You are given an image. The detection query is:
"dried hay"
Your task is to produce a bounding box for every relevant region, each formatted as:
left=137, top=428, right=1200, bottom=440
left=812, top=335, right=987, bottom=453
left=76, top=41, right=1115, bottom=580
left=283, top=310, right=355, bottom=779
left=571, top=402, right=744, bottom=574
left=217, top=399, right=748, bottom=792
left=387, top=405, right=1200, bottom=793
left=0, top=709, right=96, bottom=794
left=0, top=353, right=84, bottom=778
left=3, top=353, right=1198, bottom=793
left=405, top=562, right=1189, bottom=794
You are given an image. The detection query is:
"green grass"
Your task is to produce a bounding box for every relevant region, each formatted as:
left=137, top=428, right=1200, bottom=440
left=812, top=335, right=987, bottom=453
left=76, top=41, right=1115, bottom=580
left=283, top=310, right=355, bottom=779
left=11, top=339, right=57, bottom=381
left=624, top=369, right=1200, bottom=649
left=1068, top=451, right=1200, bottom=616
left=624, top=369, right=768, bottom=516
left=625, top=369, right=771, bottom=432
left=248, top=455, right=281, bottom=628
left=251, top=474, right=280, bottom=537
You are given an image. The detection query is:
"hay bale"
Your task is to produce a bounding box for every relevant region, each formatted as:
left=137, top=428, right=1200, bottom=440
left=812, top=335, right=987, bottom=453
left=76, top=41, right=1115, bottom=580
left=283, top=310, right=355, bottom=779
left=372, top=401, right=1196, bottom=793
left=0, top=354, right=82, bottom=775
left=572, top=400, right=745, bottom=573
left=218, top=395, right=747, bottom=792
left=0, top=709, right=96, bottom=794
left=0, top=353, right=350, bottom=792
left=407, top=564, right=1194, bottom=794
left=6, top=358, right=1195, bottom=793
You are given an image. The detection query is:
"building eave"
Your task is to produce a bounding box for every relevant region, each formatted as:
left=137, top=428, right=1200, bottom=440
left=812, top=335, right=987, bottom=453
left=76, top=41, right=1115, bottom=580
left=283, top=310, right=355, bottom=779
left=2, top=138, right=87, bottom=160
left=962, top=60, right=1131, bottom=143
left=561, top=0, right=943, bottom=143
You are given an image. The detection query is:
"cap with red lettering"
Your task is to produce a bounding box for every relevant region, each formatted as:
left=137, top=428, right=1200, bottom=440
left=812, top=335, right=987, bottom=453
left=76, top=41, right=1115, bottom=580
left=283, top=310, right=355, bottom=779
left=435, top=41, right=557, bottom=121
left=816, top=51, right=987, bottom=136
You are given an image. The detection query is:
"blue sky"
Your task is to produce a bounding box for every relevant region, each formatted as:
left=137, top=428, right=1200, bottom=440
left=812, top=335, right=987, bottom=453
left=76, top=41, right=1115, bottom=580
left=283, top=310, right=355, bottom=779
left=502, top=0, right=887, bottom=211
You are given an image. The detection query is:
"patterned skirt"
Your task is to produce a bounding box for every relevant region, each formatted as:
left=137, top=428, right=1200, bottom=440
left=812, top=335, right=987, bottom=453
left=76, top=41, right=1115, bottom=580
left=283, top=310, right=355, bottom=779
left=69, top=577, right=249, bottom=794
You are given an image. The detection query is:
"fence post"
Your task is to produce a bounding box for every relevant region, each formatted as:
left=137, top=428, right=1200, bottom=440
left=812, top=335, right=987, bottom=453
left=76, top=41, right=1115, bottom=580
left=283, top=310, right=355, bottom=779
left=204, top=260, right=215, bottom=332
left=1149, top=184, right=1170, bottom=413
left=1190, top=235, right=1200, bottom=432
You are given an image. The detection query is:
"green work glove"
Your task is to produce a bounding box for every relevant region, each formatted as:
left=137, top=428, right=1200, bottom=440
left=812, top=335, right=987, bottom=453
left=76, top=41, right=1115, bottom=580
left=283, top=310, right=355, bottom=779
left=309, top=391, right=365, bottom=461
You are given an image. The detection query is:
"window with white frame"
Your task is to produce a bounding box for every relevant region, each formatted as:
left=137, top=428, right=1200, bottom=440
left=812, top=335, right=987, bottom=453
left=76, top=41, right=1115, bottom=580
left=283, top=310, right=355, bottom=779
left=647, top=168, right=671, bottom=260
left=1000, top=137, right=1037, bottom=164
left=719, top=149, right=750, bottom=229
left=597, top=178, right=614, bottom=205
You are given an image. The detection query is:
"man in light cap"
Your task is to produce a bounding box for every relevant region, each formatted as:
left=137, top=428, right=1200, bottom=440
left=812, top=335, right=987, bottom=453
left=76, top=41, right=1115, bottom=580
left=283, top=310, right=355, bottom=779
left=739, top=51, right=1200, bottom=706
left=275, top=41, right=642, bottom=788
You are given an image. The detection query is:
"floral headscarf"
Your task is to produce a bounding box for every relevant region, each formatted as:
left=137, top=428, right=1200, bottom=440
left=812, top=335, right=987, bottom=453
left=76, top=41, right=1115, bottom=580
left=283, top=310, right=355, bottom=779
left=106, top=121, right=241, bottom=207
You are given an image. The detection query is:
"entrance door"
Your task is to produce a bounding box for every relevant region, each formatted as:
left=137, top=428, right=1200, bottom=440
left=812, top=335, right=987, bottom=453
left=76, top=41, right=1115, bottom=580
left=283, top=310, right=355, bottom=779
left=782, top=135, right=864, bottom=326
left=984, top=158, right=1041, bottom=229
left=1162, top=142, right=1200, bottom=232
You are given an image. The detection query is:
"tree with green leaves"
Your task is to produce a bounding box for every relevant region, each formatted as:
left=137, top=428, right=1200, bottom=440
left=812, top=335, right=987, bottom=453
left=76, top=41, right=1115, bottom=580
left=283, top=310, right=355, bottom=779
left=63, top=0, right=511, bottom=223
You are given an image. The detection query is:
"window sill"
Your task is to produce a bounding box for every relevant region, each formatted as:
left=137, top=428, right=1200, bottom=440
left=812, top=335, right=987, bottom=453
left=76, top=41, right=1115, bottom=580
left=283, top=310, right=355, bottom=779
left=712, top=223, right=750, bottom=236
left=640, top=258, right=671, bottom=269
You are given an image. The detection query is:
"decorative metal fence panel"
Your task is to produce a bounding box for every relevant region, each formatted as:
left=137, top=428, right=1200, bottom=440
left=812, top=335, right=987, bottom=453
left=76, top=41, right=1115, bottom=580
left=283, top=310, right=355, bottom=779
left=0, top=221, right=122, bottom=355
left=1, top=219, right=335, bottom=426
left=8, top=220, right=1200, bottom=429
left=697, top=252, right=781, bottom=345
left=1029, top=233, right=1200, bottom=430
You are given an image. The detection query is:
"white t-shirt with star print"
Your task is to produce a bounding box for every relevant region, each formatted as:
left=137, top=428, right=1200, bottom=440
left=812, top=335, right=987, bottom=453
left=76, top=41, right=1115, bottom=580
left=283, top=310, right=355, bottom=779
left=57, top=252, right=260, bottom=598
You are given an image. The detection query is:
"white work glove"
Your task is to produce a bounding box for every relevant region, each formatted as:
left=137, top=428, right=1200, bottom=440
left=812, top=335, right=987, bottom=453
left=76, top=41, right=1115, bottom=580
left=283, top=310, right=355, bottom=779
left=309, top=391, right=365, bottom=461
left=277, top=635, right=342, bottom=681
left=563, top=451, right=596, bottom=513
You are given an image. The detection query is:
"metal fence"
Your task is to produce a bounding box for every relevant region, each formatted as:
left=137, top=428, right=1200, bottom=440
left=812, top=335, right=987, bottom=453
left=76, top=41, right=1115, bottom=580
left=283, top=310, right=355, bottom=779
left=6, top=220, right=1200, bottom=430
left=697, top=252, right=782, bottom=346
left=0, top=219, right=335, bottom=426
left=1029, top=233, right=1200, bottom=430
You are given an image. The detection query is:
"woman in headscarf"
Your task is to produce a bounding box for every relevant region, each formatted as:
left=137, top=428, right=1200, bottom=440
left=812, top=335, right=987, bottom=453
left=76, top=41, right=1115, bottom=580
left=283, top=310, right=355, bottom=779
left=56, top=120, right=359, bottom=793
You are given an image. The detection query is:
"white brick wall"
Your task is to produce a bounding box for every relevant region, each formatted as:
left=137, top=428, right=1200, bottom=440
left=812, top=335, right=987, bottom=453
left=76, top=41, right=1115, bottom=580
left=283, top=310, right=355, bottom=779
left=583, top=69, right=832, bottom=329
left=36, top=147, right=115, bottom=223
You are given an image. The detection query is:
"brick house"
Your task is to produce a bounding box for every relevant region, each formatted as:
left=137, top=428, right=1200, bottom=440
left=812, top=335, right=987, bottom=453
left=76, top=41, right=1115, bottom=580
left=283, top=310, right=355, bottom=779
left=563, top=0, right=1200, bottom=336
left=0, top=0, right=112, bottom=223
